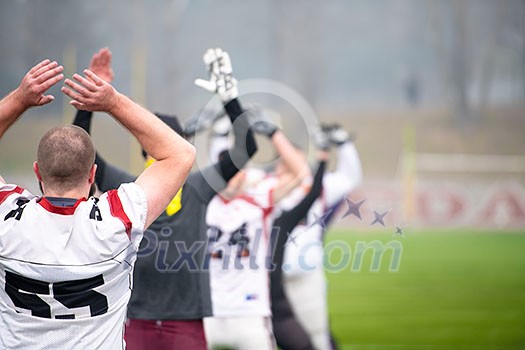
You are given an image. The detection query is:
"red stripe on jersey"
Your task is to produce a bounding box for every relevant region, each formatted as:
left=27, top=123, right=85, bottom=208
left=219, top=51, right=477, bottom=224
left=237, top=193, right=274, bottom=241
left=0, top=186, right=24, bottom=206
left=38, top=197, right=86, bottom=215
left=106, top=190, right=132, bottom=238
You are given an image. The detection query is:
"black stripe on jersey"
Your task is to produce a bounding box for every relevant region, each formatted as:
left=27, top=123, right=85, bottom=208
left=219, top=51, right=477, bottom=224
left=0, top=243, right=134, bottom=267
left=55, top=314, right=75, bottom=319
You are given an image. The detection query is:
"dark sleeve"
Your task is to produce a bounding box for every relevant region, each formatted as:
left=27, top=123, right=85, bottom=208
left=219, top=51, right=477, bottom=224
left=73, top=109, right=136, bottom=191
left=270, top=161, right=326, bottom=301
left=274, top=161, right=326, bottom=235
left=189, top=98, right=258, bottom=204
left=72, top=110, right=93, bottom=134
left=269, top=161, right=325, bottom=350
left=217, top=98, right=257, bottom=181
left=95, top=159, right=136, bottom=192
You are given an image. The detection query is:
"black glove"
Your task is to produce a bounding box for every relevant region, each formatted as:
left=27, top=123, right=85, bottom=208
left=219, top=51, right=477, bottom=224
left=246, top=105, right=278, bottom=137
left=322, top=124, right=352, bottom=146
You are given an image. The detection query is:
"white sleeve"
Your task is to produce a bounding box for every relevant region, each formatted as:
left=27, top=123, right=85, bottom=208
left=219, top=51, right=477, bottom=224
left=323, top=141, right=363, bottom=207
left=102, top=183, right=148, bottom=250
left=0, top=184, right=34, bottom=247
left=208, top=135, right=230, bottom=164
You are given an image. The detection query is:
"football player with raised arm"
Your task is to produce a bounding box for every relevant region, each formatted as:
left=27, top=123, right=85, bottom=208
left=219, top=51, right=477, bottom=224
left=203, top=111, right=313, bottom=349
left=72, top=48, right=257, bottom=350
left=0, top=58, right=194, bottom=349
left=282, top=125, right=362, bottom=350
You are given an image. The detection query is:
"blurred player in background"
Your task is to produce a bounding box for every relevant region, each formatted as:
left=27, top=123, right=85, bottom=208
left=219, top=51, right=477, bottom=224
left=282, top=125, right=362, bottom=350
left=72, top=48, right=257, bottom=350
left=201, top=110, right=312, bottom=349
left=266, top=126, right=334, bottom=350
left=0, top=58, right=194, bottom=348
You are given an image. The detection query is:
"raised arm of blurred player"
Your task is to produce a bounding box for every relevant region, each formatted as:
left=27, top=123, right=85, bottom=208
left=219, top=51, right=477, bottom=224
left=192, top=48, right=258, bottom=202
left=251, top=115, right=311, bottom=203
left=270, top=150, right=327, bottom=350
left=0, top=59, right=64, bottom=184
left=323, top=125, right=362, bottom=208
left=62, top=69, right=195, bottom=228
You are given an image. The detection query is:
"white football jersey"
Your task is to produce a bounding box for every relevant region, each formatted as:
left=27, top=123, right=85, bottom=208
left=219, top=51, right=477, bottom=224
left=0, top=183, right=147, bottom=350
left=205, top=177, right=277, bottom=318
left=284, top=166, right=361, bottom=277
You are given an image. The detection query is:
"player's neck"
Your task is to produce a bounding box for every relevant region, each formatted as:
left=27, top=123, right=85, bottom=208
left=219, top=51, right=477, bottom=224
left=43, top=187, right=89, bottom=200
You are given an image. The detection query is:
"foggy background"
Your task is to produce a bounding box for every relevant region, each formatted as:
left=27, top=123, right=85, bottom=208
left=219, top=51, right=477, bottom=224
left=1, top=0, right=524, bottom=228
left=2, top=1, right=525, bottom=349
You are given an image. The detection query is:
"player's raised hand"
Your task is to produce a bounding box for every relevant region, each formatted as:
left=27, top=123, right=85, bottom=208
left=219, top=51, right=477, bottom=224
left=322, top=124, right=352, bottom=145
left=311, top=125, right=331, bottom=151
left=194, top=48, right=238, bottom=103
left=88, top=47, right=114, bottom=83
left=61, top=69, right=119, bottom=113
left=16, top=59, right=64, bottom=108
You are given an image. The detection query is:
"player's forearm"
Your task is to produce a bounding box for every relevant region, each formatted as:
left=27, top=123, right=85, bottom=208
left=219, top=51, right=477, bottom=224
left=336, top=141, right=363, bottom=180
left=271, top=131, right=310, bottom=179
left=108, top=93, right=194, bottom=164
left=335, top=142, right=363, bottom=187
left=224, top=98, right=257, bottom=157
left=108, top=93, right=195, bottom=227
left=0, top=89, right=28, bottom=138
left=217, top=99, right=258, bottom=181
left=224, top=98, right=245, bottom=123
left=279, top=160, right=326, bottom=231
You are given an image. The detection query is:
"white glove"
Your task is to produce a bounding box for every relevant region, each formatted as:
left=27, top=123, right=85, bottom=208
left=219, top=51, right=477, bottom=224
left=194, top=48, right=238, bottom=103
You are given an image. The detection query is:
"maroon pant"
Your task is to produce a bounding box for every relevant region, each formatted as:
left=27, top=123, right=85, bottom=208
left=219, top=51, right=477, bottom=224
left=125, top=318, right=207, bottom=350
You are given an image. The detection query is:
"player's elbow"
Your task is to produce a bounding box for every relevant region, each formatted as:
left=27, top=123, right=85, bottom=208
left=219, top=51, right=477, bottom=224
left=179, top=142, right=196, bottom=174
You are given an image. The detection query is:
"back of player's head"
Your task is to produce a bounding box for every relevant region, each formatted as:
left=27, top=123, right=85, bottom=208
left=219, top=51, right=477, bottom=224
left=142, top=113, right=183, bottom=159
left=37, top=125, right=95, bottom=191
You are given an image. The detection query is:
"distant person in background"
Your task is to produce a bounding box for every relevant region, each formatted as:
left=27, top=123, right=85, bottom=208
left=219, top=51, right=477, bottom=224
left=0, top=58, right=194, bottom=348
left=202, top=113, right=312, bottom=350
left=72, top=47, right=257, bottom=350
left=200, top=111, right=337, bottom=350
left=281, top=124, right=362, bottom=350
left=268, top=127, right=333, bottom=350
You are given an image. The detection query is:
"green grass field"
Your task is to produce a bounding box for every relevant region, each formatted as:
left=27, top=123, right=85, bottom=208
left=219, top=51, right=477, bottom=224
left=325, top=229, right=525, bottom=350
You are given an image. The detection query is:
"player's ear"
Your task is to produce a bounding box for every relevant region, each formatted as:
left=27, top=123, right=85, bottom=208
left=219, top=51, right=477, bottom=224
left=33, top=162, right=43, bottom=181
left=88, top=164, right=97, bottom=184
